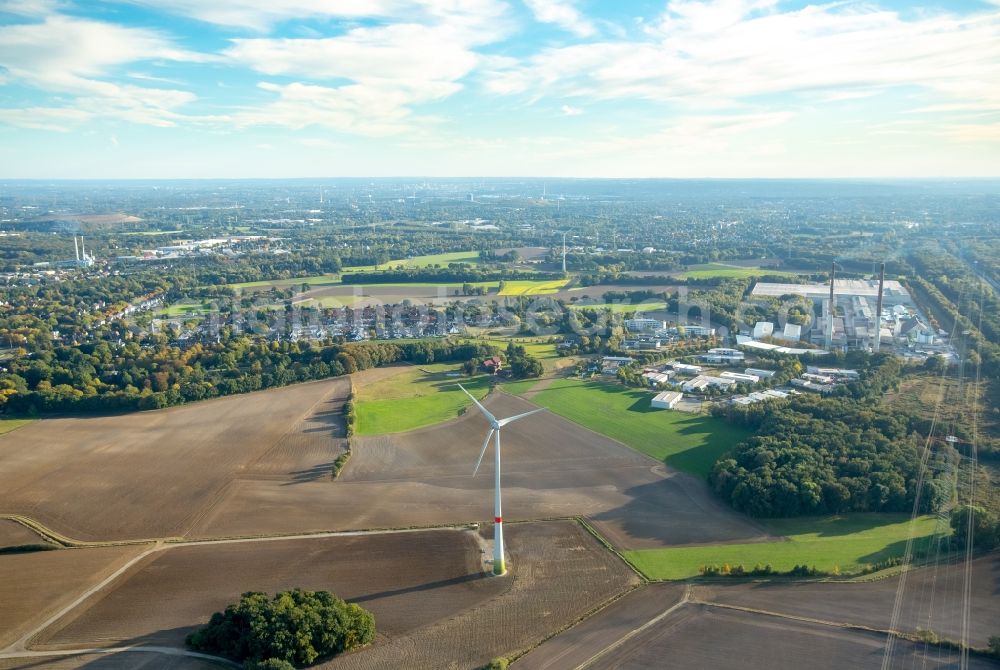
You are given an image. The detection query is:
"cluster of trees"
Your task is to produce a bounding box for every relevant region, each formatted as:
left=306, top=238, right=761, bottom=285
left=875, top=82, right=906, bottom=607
left=950, top=505, right=999, bottom=552
left=1, top=337, right=500, bottom=415
left=700, top=563, right=827, bottom=578
left=710, top=395, right=951, bottom=517
left=186, top=589, right=375, bottom=668
left=504, top=342, right=544, bottom=379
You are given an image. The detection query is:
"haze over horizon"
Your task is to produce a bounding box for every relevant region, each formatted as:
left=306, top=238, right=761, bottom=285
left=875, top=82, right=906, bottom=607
left=1, top=0, right=999, bottom=179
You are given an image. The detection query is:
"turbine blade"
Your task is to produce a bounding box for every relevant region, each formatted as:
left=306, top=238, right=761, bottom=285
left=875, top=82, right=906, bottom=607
left=497, top=407, right=546, bottom=427
left=457, top=384, right=497, bottom=425
left=473, top=428, right=495, bottom=476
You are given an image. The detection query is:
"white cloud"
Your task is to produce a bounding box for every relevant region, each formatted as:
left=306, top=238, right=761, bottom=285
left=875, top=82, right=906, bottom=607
left=488, top=1, right=1000, bottom=117
left=0, top=0, right=62, bottom=16
left=0, top=105, right=90, bottom=131
left=560, top=104, right=583, bottom=115
left=523, top=0, right=595, bottom=37
left=224, top=4, right=511, bottom=134
left=127, top=0, right=509, bottom=32
left=234, top=81, right=417, bottom=136
left=0, top=16, right=207, bottom=128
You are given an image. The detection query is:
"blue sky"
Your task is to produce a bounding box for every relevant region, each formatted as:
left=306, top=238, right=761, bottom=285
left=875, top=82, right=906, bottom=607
left=0, top=0, right=998, bottom=178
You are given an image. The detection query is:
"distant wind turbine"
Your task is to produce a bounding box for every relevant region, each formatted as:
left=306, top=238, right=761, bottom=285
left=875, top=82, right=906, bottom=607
left=458, top=385, right=544, bottom=576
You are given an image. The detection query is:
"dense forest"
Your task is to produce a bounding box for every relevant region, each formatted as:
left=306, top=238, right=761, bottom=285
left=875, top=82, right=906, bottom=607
left=710, top=394, right=952, bottom=517
left=1, top=338, right=501, bottom=414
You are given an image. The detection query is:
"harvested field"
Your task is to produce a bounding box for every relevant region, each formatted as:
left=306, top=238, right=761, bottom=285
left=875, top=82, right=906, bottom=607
left=29, top=522, right=637, bottom=670
left=196, top=391, right=772, bottom=550
left=0, top=546, right=144, bottom=649
left=0, top=379, right=350, bottom=541
left=584, top=603, right=997, bottom=669
left=321, top=521, right=639, bottom=669
left=691, top=553, right=1000, bottom=647
left=34, top=529, right=504, bottom=651
left=0, top=653, right=219, bottom=669
left=0, top=520, right=45, bottom=549
left=515, top=583, right=686, bottom=669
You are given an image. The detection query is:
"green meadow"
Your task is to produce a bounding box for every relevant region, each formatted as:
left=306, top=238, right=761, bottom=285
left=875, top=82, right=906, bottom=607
left=355, top=364, right=492, bottom=435
left=513, top=378, right=749, bottom=479
left=625, top=514, right=942, bottom=580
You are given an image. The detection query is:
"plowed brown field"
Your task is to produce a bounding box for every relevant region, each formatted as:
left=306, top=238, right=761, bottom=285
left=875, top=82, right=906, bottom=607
left=0, top=379, right=350, bottom=541
left=0, top=546, right=144, bottom=648
left=26, top=521, right=636, bottom=670
left=195, top=392, right=771, bottom=550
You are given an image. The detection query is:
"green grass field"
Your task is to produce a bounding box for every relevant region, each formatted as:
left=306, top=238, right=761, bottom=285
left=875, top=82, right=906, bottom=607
left=155, top=301, right=214, bottom=317
left=567, top=301, right=666, bottom=313
left=625, top=514, right=942, bottom=580
left=0, top=419, right=33, bottom=436
left=513, top=378, right=749, bottom=478
left=355, top=364, right=493, bottom=435
left=676, top=263, right=798, bottom=279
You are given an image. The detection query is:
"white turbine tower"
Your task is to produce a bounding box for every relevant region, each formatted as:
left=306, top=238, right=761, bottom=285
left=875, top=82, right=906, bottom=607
left=458, top=385, right=543, bottom=576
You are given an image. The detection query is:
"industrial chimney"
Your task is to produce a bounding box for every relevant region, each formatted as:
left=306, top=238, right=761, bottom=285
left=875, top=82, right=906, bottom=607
left=826, top=262, right=835, bottom=348
left=873, top=263, right=885, bottom=352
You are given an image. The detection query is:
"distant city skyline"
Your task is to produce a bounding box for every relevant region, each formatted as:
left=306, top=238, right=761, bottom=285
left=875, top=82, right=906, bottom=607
left=0, top=0, right=998, bottom=179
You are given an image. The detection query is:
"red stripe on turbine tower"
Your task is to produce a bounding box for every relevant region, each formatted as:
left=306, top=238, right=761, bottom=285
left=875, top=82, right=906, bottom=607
left=495, top=516, right=502, bottom=523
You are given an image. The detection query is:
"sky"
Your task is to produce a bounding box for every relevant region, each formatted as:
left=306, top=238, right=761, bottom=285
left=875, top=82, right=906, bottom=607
left=0, top=0, right=998, bottom=179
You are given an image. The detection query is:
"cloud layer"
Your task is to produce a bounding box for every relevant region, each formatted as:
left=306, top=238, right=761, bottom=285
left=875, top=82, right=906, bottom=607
left=0, top=0, right=998, bottom=176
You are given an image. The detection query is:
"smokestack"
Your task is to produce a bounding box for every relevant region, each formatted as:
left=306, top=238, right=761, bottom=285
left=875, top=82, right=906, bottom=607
left=562, top=232, right=567, bottom=274
left=874, top=262, right=885, bottom=352
left=74, top=236, right=80, bottom=261
left=81, top=238, right=86, bottom=260
left=826, top=261, right=836, bottom=348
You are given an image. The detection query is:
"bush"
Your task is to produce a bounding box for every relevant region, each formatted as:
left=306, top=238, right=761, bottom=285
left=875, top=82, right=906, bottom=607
left=950, top=505, right=999, bottom=552
left=699, top=563, right=825, bottom=578
left=482, top=659, right=510, bottom=670
left=331, top=450, right=351, bottom=479
left=245, top=660, right=296, bottom=670
left=187, top=589, right=375, bottom=667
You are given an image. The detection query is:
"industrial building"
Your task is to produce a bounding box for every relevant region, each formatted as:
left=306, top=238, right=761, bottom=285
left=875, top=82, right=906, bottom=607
left=700, top=348, right=745, bottom=364
left=601, top=356, right=635, bottom=375
left=34, top=235, right=94, bottom=269
left=749, top=321, right=802, bottom=342
left=642, top=370, right=674, bottom=386
left=650, top=391, right=683, bottom=410
left=682, top=325, right=716, bottom=337
left=745, top=368, right=777, bottom=379
left=806, top=366, right=859, bottom=380
left=624, top=318, right=666, bottom=332
left=750, top=278, right=912, bottom=306
left=669, top=362, right=703, bottom=375
left=682, top=375, right=737, bottom=392
left=720, top=371, right=760, bottom=384
left=751, top=274, right=917, bottom=351
left=732, top=389, right=791, bottom=405
left=735, top=336, right=828, bottom=356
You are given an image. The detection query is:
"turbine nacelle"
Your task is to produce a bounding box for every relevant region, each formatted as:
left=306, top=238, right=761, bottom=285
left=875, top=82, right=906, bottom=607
left=458, top=385, right=544, bottom=476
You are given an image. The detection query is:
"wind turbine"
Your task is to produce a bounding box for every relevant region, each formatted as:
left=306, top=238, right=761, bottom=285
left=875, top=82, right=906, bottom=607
left=458, top=385, right=544, bottom=576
